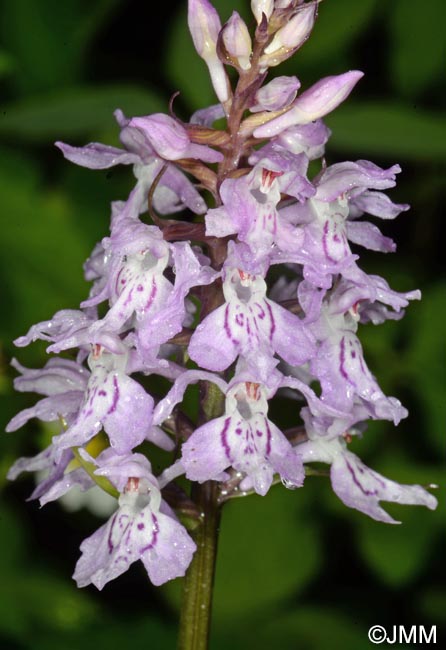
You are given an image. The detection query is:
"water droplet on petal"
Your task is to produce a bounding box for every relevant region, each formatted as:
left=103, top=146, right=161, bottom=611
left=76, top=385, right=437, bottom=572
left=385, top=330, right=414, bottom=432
left=281, top=477, right=298, bottom=490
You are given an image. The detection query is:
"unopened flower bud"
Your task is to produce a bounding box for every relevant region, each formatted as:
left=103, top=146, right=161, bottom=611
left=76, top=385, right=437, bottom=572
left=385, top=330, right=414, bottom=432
left=251, top=0, right=274, bottom=24
left=222, top=11, right=252, bottom=71
left=188, top=0, right=230, bottom=103
left=274, top=0, right=299, bottom=8
left=128, top=114, right=223, bottom=163
left=261, top=3, right=316, bottom=68
left=251, top=75, right=300, bottom=112
left=254, top=71, right=364, bottom=137
left=188, top=0, right=220, bottom=58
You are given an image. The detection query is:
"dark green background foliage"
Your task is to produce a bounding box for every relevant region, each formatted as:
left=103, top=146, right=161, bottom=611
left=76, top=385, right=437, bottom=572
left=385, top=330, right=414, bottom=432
left=0, top=1, right=444, bottom=648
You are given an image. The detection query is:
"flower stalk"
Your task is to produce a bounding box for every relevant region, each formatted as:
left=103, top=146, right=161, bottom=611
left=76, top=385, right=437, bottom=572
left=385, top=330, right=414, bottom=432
left=178, top=481, right=221, bottom=650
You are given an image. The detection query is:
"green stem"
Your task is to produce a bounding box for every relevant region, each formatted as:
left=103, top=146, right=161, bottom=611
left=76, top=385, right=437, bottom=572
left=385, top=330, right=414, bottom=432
left=177, top=481, right=221, bottom=650
left=71, top=447, right=118, bottom=498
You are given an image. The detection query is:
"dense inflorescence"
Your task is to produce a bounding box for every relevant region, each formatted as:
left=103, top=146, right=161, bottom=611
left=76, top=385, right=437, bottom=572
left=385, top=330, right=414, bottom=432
left=7, top=0, right=437, bottom=590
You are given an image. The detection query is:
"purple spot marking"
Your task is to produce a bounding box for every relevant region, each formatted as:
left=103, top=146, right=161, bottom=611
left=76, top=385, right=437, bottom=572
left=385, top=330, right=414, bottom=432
left=264, top=301, right=276, bottom=342
left=123, top=288, right=134, bottom=307
left=98, top=390, right=107, bottom=396
left=265, top=420, right=272, bottom=456
left=269, top=211, right=278, bottom=234
left=107, top=512, right=118, bottom=553
left=145, top=278, right=158, bottom=310
left=255, top=303, right=266, bottom=320
left=140, top=513, right=159, bottom=553
left=220, top=417, right=232, bottom=461
left=107, top=376, right=120, bottom=414
left=124, top=521, right=133, bottom=546
left=137, top=522, right=145, bottom=530
left=339, top=337, right=355, bottom=384
left=224, top=305, right=239, bottom=345
left=345, top=458, right=379, bottom=496
left=322, top=220, right=341, bottom=264
left=137, top=284, right=144, bottom=292
left=224, top=304, right=232, bottom=339
left=115, top=268, right=126, bottom=295
left=235, top=313, right=244, bottom=327
left=88, top=387, right=97, bottom=406
left=118, top=514, right=130, bottom=529
left=249, top=307, right=261, bottom=335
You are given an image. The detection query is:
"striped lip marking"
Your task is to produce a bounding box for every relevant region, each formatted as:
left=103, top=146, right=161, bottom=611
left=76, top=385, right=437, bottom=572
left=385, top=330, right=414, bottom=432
left=140, top=513, right=159, bottom=553
left=245, top=382, right=260, bottom=401
left=91, top=343, right=102, bottom=360
left=220, top=417, right=232, bottom=460
left=261, top=168, right=284, bottom=191
left=124, top=477, right=140, bottom=493
left=107, top=375, right=120, bottom=414
left=345, top=457, right=386, bottom=496
left=238, top=270, right=253, bottom=282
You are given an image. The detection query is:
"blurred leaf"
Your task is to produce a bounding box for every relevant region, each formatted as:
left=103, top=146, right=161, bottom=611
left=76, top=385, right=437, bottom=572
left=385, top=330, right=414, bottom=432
left=165, top=7, right=213, bottom=110
left=326, top=102, right=446, bottom=161
left=0, top=572, right=98, bottom=641
left=389, top=0, right=445, bottom=97
left=360, top=318, right=405, bottom=389
left=212, top=606, right=366, bottom=650
left=165, top=0, right=249, bottom=111
left=213, top=486, right=321, bottom=621
left=31, top=616, right=176, bottom=650
left=0, top=50, right=15, bottom=78
left=0, top=149, right=90, bottom=335
left=0, top=569, right=96, bottom=636
left=419, top=588, right=446, bottom=623
left=357, top=510, right=434, bottom=586
left=60, top=164, right=132, bottom=243
left=0, top=0, right=120, bottom=93
left=0, top=503, right=26, bottom=571
left=0, top=85, right=166, bottom=142
left=162, top=487, right=321, bottom=622
left=405, top=283, right=446, bottom=453
left=0, top=501, right=96, bottom=642
left=72, top=0, right=121, bottom=46
left=355, top=456, right=442, bottom=586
